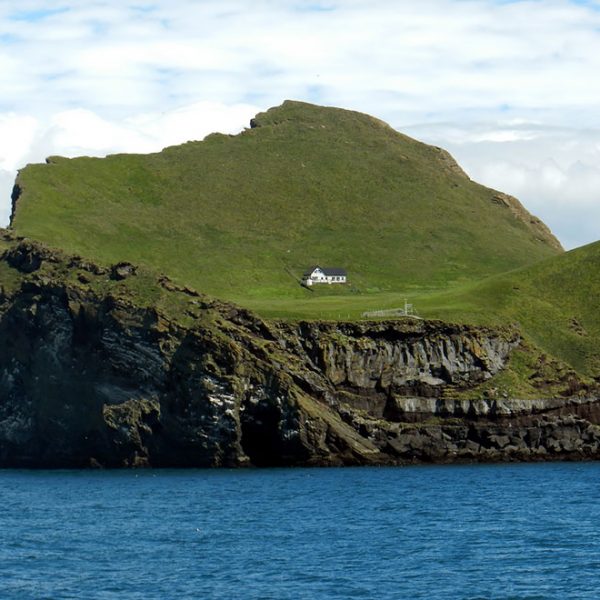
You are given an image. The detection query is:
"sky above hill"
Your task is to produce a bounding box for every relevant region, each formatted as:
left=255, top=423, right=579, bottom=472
left=1, top=0, right=600, bottom=249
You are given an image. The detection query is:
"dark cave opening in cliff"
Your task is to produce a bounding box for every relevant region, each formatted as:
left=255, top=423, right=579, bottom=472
left=240, top=404, right=286, bottom=467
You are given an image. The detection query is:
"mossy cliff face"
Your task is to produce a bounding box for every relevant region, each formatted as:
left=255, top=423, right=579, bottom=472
left=0, top=236, right=386, bottom=467
left=0, top=284, right=318, bottom=467
left=1, top=235, right=599, bottom=467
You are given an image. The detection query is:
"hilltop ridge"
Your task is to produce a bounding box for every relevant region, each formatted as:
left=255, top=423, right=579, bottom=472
left=10, top=100, right=561, bottom=313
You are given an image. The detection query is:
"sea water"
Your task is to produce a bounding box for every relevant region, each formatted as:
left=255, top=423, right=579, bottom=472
left=1, top=463, right=599, bottom=599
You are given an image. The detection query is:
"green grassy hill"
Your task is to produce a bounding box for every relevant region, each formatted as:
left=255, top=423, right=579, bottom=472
left=6, top=100, right=600, bottom=389
left=11, top=100, right=561, bottom=314
left=412, top=240, right=600, bottom=380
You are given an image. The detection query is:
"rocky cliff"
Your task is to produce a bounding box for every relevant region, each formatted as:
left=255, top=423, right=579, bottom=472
left=0, top=232, right=599, bottom=467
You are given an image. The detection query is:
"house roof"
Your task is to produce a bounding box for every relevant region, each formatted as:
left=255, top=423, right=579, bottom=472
left=303, top=265, right=320, bottom=276
left=304, top=265, right=347, bottom=277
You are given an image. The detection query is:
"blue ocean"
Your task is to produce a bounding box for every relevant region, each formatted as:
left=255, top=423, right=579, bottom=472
left=1, top=463, right=599, bottom=599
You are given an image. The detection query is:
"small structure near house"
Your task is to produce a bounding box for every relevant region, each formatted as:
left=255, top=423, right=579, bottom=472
left=302, top=265, right=347, bottom=286
left=362, top=299, right=421, bottom=319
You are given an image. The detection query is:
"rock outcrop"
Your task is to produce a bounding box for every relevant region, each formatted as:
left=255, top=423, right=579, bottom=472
left=0, top=235, right=598, bottom=468
left=285, top=320, right=519, bottom=394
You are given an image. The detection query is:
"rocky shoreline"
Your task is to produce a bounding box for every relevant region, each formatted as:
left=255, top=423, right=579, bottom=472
left=1, top=234, right=599, bottom=468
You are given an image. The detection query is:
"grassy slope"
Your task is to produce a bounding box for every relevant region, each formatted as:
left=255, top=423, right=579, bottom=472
left=12, top=101, right=560, bottom=315
left=414, top=240, right=600, bottom=378
left=248, top=242, right=600, bottom=383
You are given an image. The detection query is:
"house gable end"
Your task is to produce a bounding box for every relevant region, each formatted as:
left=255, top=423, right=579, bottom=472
left=303, top=265, right=322, bottom=277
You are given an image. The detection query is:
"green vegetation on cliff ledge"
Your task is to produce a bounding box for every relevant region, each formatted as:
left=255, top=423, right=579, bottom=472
left=11, top=100, right=561, bottom=313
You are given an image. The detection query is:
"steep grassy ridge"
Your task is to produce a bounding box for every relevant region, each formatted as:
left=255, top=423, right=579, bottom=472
left=11, top=101, right=561, bottom=310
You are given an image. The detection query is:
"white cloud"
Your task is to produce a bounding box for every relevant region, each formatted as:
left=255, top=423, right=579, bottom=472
left=0, top=100, right=256, bottom=172
left=0, top=0, right=600, bottom=248
left=0, top=113, right=38, bottom=171
left=0, top=168, right=15, bottom=224
left=126, top=102, right=258, bottom=149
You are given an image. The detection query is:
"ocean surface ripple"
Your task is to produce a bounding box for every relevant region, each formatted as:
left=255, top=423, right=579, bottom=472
left=1, top=462, right=599, bottom=599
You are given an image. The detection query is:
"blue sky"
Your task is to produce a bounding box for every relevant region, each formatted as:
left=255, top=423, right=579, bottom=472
left=1, top=0, right=600, bottom=248
left=10, top=7, right=70, bottom=21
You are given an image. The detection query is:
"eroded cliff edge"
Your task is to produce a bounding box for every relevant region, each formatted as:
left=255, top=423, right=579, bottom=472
left=1, top=232, right=599, bottom=468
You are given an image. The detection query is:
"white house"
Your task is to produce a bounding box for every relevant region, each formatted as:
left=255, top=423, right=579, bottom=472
left=302, top=266, right=347, bottom=286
